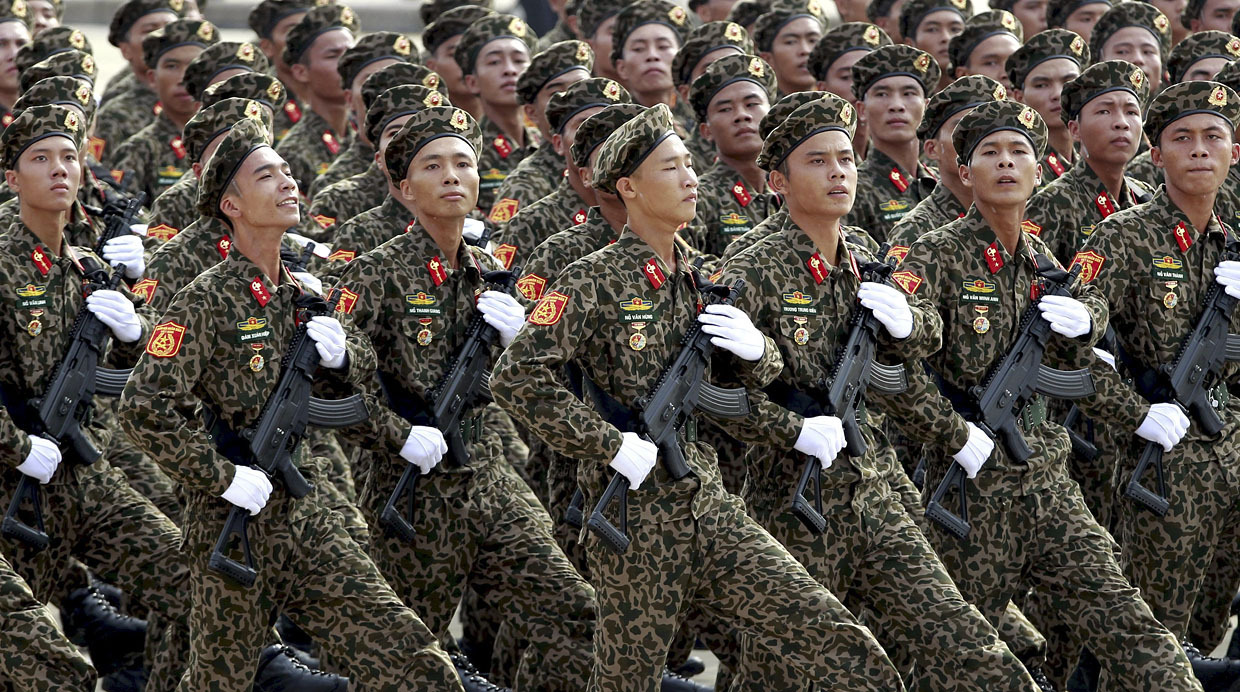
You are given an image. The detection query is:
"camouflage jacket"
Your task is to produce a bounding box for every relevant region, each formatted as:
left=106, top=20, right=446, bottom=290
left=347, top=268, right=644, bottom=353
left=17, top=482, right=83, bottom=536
left=475, top=115, right=540, bottom=214
left=1216, top=165, right=1240, bottom=227
left=487, top=141, right=564, bottom=225
left=1024, top=156, right=1153, bottom=266
left=322, top=195, right=415, bottom=277
left=304, top=162, right=388, bottom=241
left=100, top=67, right=137, bottom=105
left=276, top=107, right=353, bottom=196
left=146, top=171, right=199, bottom=245
left=0, top=198, right=103, bottom=248
left=1124, top=147, right=1164, bottom=190
left=111, top=113, right=192, bottom=205
left=1040, top=145, right=1074, bottom=187
left=309, top=134, right=373, bottom=199
left=721, top=208, right=790, bottom=262
left=536, top=20, right=575, bottom=51
left=843, top=147, right=937, bottom=245
left=491, top=178, right=589, bottom=271
left=491, top=229, right=783, bottom=520
left=515, top=206, right=618, bottom=303
left=136, top=216, right=234, bottom=315
left=684, top=125, right=717, bottom=175
left=886, top=181, right=967, bottom=261
left=275, top=95, right=307, bottom=143
left=93, top=81, right=161, bottom=165
left=691, top=162, right=777, bottom=259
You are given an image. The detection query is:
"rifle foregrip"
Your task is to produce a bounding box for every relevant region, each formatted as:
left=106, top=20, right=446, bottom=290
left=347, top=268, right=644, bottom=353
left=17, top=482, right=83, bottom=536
left=925, top=463, right=971, bottom=540
left=1124, top=442, right=1170, bottom=516
left=842, top=418, right=867, bottom=459
left=1068, top=428, right=1099, bottom=462
left=208, top=508, right=257, bottom=588
left=1189, top=396, right=1226, bottom=437
left=380, top=466, right=419, bottom=542
left=587, top=475, right=630, bottom=555
left=999, top=424, right=1033, bottom=464
left=790, top=458, right=826, bottom=535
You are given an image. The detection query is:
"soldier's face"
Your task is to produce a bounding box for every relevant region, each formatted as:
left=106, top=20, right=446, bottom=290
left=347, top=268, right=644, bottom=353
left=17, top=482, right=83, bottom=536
left=702, top=80, right=769, bottom=160
left=911, top=10, right=964, bottom=70
left=875, top=0, right=907, bottom=43
left=223, top=146, right=300, bottom=231
left=264, top=11, right=309, bottom=71
left=621, top=134, right=698, bottom=227
left=427, top=36, right=467, bottom=97
left=957, top=34, right=1021, bottom=89
left=772, top=129, right=857, bottom=219
left=860, top=75, right=925, bottom=145
left=817, top=48, right=866, bottom=102
left=299, top=29, right=355, bottom=101
left=465, top=39, right=531, bottom=107
left=1010, top=0, right=1048, bottom=36
left=399, top=135, right=479, bottom=220
left=696, top=0, right=739, bottom=23
left=27, top=0, right=58, bottom=34
left=154, top=45, right=205, bottom=119
left=836, top=0, right=870, bottom=23
left=1101, top=28, right=1163, bottom=92
left=1062, top=3, right=1108, bottom=39
left=589, top=15, right=619, bottom=80
left=926, top=108, right=967, bottom=180
left=1071, top=90, right=1142, bottom=165
left=762, top=17, right=823, bottom=93
left=0, top=20, right=29, bottom=93
left=1152, top=113, right=1240, bottom=196
left=1013, top=58, right=1079, bottom=132
left=528, top=67, right=590, bottom=137
left=348, top=57, right=401, bottom=121
left=7, top=137, right=80, bottom=212
left=961, top=131, right=1040, bottom=206
left=1192, top=0, right=1239, bottom=30
left=616, top=24, right=680, bottom=93
left=1182, top=57, right=1229, bottom=82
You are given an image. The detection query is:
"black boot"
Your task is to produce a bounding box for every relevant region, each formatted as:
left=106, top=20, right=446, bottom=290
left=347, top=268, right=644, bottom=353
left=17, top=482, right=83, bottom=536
left=1066, top=647, right=1100, bottom=692
left=661, top=667, right=713, bottom=691
left=63, top=586, right=147, bottom=675
left=1185, top=640, right=1240, bottom=692
left=1228, top=593, right=1240, bottom=660
left=670, top=656, right=706, bottom=677
left=1028, top=665, right=1056, bottom=692
left=451, top=652, right=510, bottom=691
left=100, top=666, right=148, bottom=692
left=275, top=613, right=316, bottom=658
left=253, top=644, right=348, bottom=692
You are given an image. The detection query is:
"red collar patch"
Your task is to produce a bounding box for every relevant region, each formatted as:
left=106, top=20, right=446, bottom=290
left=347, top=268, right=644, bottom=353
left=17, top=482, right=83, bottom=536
left=1173, top=221, right=1193, bottom=253
left=731, top=181, right=752, bottom=207
left=889, top=167, right=909, bottom=193
left=321, top=131, right=340, bottom=155
left=217, top=235, right=231, bottom=260
left=170, top=136, right=186, bottom=160
left=493, top=135, right=512, bottom=160
left=284, top=100, right=302, bottom=123
left=428, top=255, right=448, bottom=286
left=1045, top=152, right=1065, bottom=177
left=644, top=258, right=666, bottom=289
left=249, top=276, right=272, bottom=306
left=1094, top=191, right=1116, bottom=218
left=807, top=253, right=828, bottom=284
left=984, top=242, right=1004, bottom=274
left=31, top=245, right=51, bottom=275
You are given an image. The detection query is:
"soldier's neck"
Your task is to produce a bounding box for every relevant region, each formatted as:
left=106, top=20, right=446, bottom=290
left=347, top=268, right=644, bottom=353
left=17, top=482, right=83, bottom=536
left=279, top=67, right=313, bottom=106
left=1083, top=155, right=1125, bottom=202
left=420, top=214, right=466, bottom=269
left=598, top=197, right=627, bottom=232
left=231, top=224, right=285, bottom=285
left=627, top=213, right=678, bottom=270
left=975, top=199, right=1027, bottom=255
left=870, top=136, right=920, bottom=177
left=1165, top=184, right=1219, bottom=235
left=939, top=169, right=972, bottom=208
left=19, top=204, right=68, bottom=253
left=455, top=92, right=484, bottom=121
left=1048, top=127, right=1074, bottom=166
left=0, top=88, right=14, bottom=112
left=717, top=152, right=765, bottom=192
left=308, top=96, right=349, bottom=135
left=481, top=102, right=525, bottom=146
left=633, top=87, right=677, bottom=110
left=788, top=206, right=841, bottom=266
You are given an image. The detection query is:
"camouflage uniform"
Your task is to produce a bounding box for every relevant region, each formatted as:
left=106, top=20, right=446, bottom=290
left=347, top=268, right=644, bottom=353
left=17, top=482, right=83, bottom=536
left=0, top=552, right=96, bottom=692
left=109, top=113, right=192, bottom=206
left=321, top=195, right=414, bottom=274
left=92, top=83, right=160, bottom=166
left=277, top=108, right=354, bottom=199
left=845, top=147, right=937, bottom=246
left=146, top=172, right=199, bottom=242
left=692, top=163, right=778, bottom=258
left=310, top=137, right=373, bottom=198
left=486, top=142, right=563, bottom=225
left=274, top=94, right=308, bottom=143
left=492, top=178, right=590, bottom=271
left=887, top=183, right=967, bottom=256
left=305, top=163, right=387, bottom=238
left=672, top=21, right=754, bottom=173
left=1026, top=157, right=1152, bottom=266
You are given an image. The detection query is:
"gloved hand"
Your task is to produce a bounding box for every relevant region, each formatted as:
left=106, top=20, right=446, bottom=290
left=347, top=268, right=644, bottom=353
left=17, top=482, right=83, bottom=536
left=16, top=435, right=61, bottom=484
left=857, top=282, right=912, bottom=339
left=400, top=426, right=448, bottom=474
left=698, top=304, right=765, bottom=361
left=1136, top=403, right=1190, bottom=452
left=101, top=234, right=145, bottom=280
left=477, top=290, right=525, bottom=347
left=608, top=432, right=657, bottom=489
left=953, top=423, right=994, bottom=479
left=463, top=218, right=486, bottom=243
left=306, top=316, right=347, bottom=369
left=1038, top=294, right=1091, bottom=338
left=86, top=289, right=142, bottom=342
left=221, top=466, right=273, bottom=516
left=1092, top=347, right=1117, bottom=371
left=291, top=271, right=323, bottom=295
left=794, top=416, right=846, bottom=470
left=1215, top=260, right=1240, bottom=299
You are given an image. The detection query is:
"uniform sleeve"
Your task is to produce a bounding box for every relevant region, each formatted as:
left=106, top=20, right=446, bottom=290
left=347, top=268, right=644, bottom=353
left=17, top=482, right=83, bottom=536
left=870, top=361, right=971, bottom=453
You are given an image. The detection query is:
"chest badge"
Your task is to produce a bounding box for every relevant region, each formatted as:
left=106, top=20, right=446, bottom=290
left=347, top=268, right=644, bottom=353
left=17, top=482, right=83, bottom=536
left=26, top=318, right=42, bottom=336
left=417, top=317, right=434, bottom=347
left=973, top=315, right=990, bottom=334
left=793, top=326, right=809, bottom=345
left=249, top=353, right=265, bottom=372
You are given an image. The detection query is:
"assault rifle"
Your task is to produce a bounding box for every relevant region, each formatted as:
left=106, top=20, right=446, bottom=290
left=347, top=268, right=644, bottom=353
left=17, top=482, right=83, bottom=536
left=926, top=257, right=1094, bottom=540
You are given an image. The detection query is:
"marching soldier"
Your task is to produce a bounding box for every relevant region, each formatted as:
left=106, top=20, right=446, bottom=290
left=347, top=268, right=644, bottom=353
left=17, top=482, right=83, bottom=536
left=808, top=22, right=894, bottom=162
left=671, top=20, right=755, bottom=171
left=1006, top=28, right=1089, bottom=187
left=0, top=552, right=97, bottom=691
left=899, top=0, right=972, bottom=91
left=867, top=0, right=907, bottom=44
left=0, top=0, right=30, bottom=127
left=990, top=0, right=1047, bottom=36
left=246, top=0, right=317, bottom=142
left=751, top=1, right=827, bottom=96
left=423, top=5, right=495, bottom=123
left=947, top=10, right=1023, bottom=89
left=95, top=0, right=180, bottom=160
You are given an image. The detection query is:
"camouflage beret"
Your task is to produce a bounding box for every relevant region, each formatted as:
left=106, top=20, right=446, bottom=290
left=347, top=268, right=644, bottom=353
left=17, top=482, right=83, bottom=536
left=282, top=4, right=360, bottom=66
left=673, top=22, right=754, bottom=86
left=422, top=5, right=495, bottom=56
left=1090, top=2, right=1171, bottom=61
left=948, top=11, right=1024, bottom=72
left=1005, top=28, right=1088, bottom=89
left=546, top=77, right=631, bottom=133
left=142, top=19, right=218, bottom=69
left=108, top=0, right=180, bottom=47
left=1214, top=58, right=1240, bottom=94
left=752, top=2, right=827, bottom=52
left=1060, top=59, right=1149, bottom=124
left=183, top=42, right=269, bottom=101
left=610, top=0, right=695, bottom=65
left=899, top=0, right=973, bottom=41
left=517, top=40, right=594, bottom=105
left=1144, top=79, right=1240, bottom=142
left=757, top=92, right=857, bottom=170
left=365, top=84, right=450, bottom=145
left=454, top=14, right=537, bottom=76
left=851, top=44, right=941, bottom=97
left=14, top=76, right=96, bottom=125
left=571, top=102, right=646, bottom=167
left=578, top=0, right=624, bottom=39
left=953, top=99, right=1047, bottom=164
left=16, top=27, right=90, bottom=77
left=1045, top=0, right=1110, bottom=29
left=918, top=74, right=1007, bottom=139
left=730, top=0, right=772, bottom=28
left=419, top=0, right=492, bottom=27
left=247, top=0, right=317, bottom=40
left=1168, top=30, right=1240, bottom=83
left=690, top=53, right=776, bottom=122
left=362, top=62, right=445, bottom=111
left=808, top=22, right=891, bottom=82
left=196, top=117, right=274, bottom=220
left=21, top=50, right=95, bottom=91
left=383, top=105, right=482, bottom=186
left=201, top=72, right=288, bottom=111
left=183, top=97, right=272, bottom=162
left=0, top=104, right=85, bottom=169
left=337, top=32, right=415, bottom=91
left=867, top=0, right=900, bottom=23
left=1183, top=0, right=1212, bottom=25
left=591, top=102, right=680, bottom=193
left=760, top=89, right=827, bottom=138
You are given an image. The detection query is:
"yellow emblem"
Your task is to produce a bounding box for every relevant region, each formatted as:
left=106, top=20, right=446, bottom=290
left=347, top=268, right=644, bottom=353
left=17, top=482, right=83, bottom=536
left=841, top=102, right=853, bottom=123
left=950, top=0, right=967, bottom=9
left=1000, top=11, right=1017, bottom=30
left=341, top=6, right=356, bottom=26
left=1229, top=39, right=1240, bottom=58
left=451, top=109, right=469, bottom=130
left=69, top=30, right=85, bottom=50
left=1018, top=106, right=1036, bottom=128
left=393, top=35, right=412, bottom=56
left=1210, top=86, right=1228, bottom=107
left=782, top=291, right=813, bottom=305
left=1070, top=35, right=1085, bottom=56
left=244, top=100, right=264, bottom=121
left=864, top=25, right=881, bottom=45
left=81, top=55, right=95, bottom=75
left=629, top=331, right=647, bottom=350
left=168, top=0, right=183, bottom=11
left=604, top=80, right=622, bottom=100
left=424, top=91, right=444, bottom=107
left=74, top=84, right=91, bottom=105
left=914, top=53, right=931, bottom=73
left=266, top=80, right=283, bottom=100
left=668, top=5, right=688, bottom=25
left=725, top=22, right=744, bottom=42
left=808, top=0, right=822, bottom=15
left=63, top=111, right=78, bottom=132
left=1164, top=291, right=1178, bottom=309
left=236, top=43, right=255, bottom=62
left=26, top=319, right=41, bottom=337
left=249, top=354, right=265, bottom=372
left=509, top=17, right=527, bottom=37
left=1154, top=14, right=1169, bottom=33
left=10, top=0, right=24, bottom=17
left=747, top=57, right=765, bottom=77
left=575, top=41, right=591, bottom=62
left=1130, top=67, right=1144, bottom=88
left=197, top=21, right=215, bottom=41
left=973, top=316, right=990, bottom=333
left=423, top=73, right=440, bottom=89
left=793, top=327, right=809, bottom=345
left=993, top=84, right=1007, bottom=100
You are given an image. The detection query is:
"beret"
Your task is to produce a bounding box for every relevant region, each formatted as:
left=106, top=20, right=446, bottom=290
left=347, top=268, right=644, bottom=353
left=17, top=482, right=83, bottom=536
left=108, top=0, right=180, bottom=47
left=361, top=62, right=445, bottom=112
left=1144, top=79, right=1240, bottom=143
left=516, top=40, right=593, bottom=105
left=20, top=50, right=95, bottom=91
left=1005, top=28, right=1088, bottom=89
left=183, top=96, right=272, bottom=162
left=1089, top=2, right=1172, bottom=62
left=282, top=4, right=360, bottom=66
left=899, top=0, right=972, bottom=41
left=570, top=102, right=646, bottom=167
left=453, top=13, right=537, bottom=76
left=918, top=74, right=1007, bottom=139
left=365, top=84, right=450, bottom=146
left=383, top=105, right=482, bottom=186
left=751, top=1, right=827, bottom=52
left=760, top=89, right=827, bottom=138
left=336, top=32, right=415, bottom=91
left=1045, top=0, right=1110, bottom=29
left=689, top=52, right=776, bottom=122
left=1167, top=30, right=1240, bottom=84
left=419, top=0, right=492, bottom=27
left=1, top=104, right=85, bottom=169
left=808, top=22, right=891, bottom=82
left=545, top=77, right=630, bottom=133
left=247, top=0, right=317, bottom=40
left=953, top=98, right=1047, bottom=164
left=757, top=91, right=857, bottom=170
left=196, top=116, right=273, bottom=220
left=422, top=5, right=495, bottom=55
left=610, top=0, right=695, bottom=65
left=851, top=44, right=941, bottom=97
left=1060, top=58, right=1149, bottom=123
left=673, top=21, right=753, bottom=86
left=141, top=18, right=218, bottom=69
left=201, top=72, right=288, bottom=111
left=14, top=76, right=96, bottom=125
left=16, top=26, right=90, bottom=77
left=183, top=42, right=269, bottom=101
left=591, top=102, right=676, bottom=193
left=947, top=10, right=1023, bottom=72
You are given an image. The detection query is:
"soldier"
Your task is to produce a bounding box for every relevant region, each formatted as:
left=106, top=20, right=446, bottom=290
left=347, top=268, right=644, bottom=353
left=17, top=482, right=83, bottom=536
left=948, top=10, right=1024, bottom=89
left=0, top=552, right=97, bottom=691
left=95, top=0, right=180, bottom=160
left=1045, top=0, right=1111, bottom=40
left=181, top=41, right=272, bottom=113
left=1006, top=28, right=1089, bottom=187
left=752, top=1, right=827, bottom=96
left=14, top=27, right=92, bottom=96
left=247, top=0, right=317, bottom=142
left=331, top=105, right=597, bottom=691
left=868, top=0, right=908, bottom=44
left=1185, top=0, right=1240, bottom=31
left=487, top=39, right=593, bottom=226
left=120, top=116, right=465, bottom=692
left=0, top=0, right=30, bottom=127
left=491, top=102, right=906, bottom=692
left=111, top=18, right=220, bottom=204
left=900, top=0, right=972, bottom=91
left=275, top=3, right=360, bottom=194
left=894, top=96, right=1202, bottom=691
left=1212, top=57, right=1240, bottom=224
left=577, top=0, right=624, bottom=81
left=727, top=0, right=770, bottom=34
left=671, top=20, right=755, bottom=170
left=808, top=22, right=893, bottom=161
left=610, top=0, right=699, bottom=159
left=539, top=0, right=580, bottom=49
left=691, top=0, right=737, bottom=22
left=1097, top=2, right=1173, bottom=187
left=453, top=13, right=540, bottom=213
left=26, top=0, right=59, bottom=34
left=992, top=0, right=1048, bottom=37
left=844, top=44, right=940, bottom=244
left=424, top=5, right=496, bottom=122
left=686, top=53, right=777, bottom=257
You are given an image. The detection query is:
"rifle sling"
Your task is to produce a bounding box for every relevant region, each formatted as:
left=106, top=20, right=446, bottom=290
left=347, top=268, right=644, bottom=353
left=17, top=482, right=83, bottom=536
left=375, top=371, right=485, bottom=444
left=580, top=374, right=697, bottom=448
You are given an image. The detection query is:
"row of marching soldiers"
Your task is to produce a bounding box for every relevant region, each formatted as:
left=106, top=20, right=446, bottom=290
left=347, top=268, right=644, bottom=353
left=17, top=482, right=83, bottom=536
left=7, top=0, right=1240, bottom=689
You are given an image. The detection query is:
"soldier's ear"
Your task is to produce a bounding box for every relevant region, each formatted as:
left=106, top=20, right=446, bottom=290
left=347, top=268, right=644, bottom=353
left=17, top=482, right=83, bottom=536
left=219, top=191, right=243, bottom=222
left=192, top=161, right=204, bottom=178
left=4, top=168, right=17, bottom=194
left=551, top=132, right=566, bottom=157
left=923, top=137, right=938, bottom=162
left=616, top=175, right=637, bottom=201
left=463, top=73, right=482, bottom=96
left=1066, top=119, right=1081, bottom=144
left=398, top=177, right=415, bottom=202
left=1149, top=144, right=1164, bottom=170
left=699, top=120, right=714, bottom=144
left=1231, top=141, right=1240, bottom=167
left=289, top=61, right=310, bottom=83
left=958, top=162, right=972, bottom=188
left=677, top=83, right=691, bottom=106
left=767, top=168, right=787, bottom=195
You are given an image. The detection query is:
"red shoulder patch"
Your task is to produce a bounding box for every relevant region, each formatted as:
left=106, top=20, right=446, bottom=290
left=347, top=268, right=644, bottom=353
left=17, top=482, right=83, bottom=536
left=146, top=223, right=179, bottom=242
left=891, top=270, right=924, bottom=295
left=1069, top=250, right=1105, bottom=283
left=886, top=245, right=910, bottom=263
left=493, top=243, right=517, bottom=269
left=145, top=321, right=186, bottom=358
left=528, top=291, right=569, bottom=325
left=131, top=278, right=158, bottom=302
left=336, top=287, right=359, bottom=314
left=517, top=273, right=547, bottom=301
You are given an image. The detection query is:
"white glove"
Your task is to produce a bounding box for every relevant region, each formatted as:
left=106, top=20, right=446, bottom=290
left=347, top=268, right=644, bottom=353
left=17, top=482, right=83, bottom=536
left=221, top=466, right=273, bottom=515
left=291, top=271, right=323, bottom=295
left=857, top=282, right=912, bottom=339
left=1136, top=402, right=1190, bottom=452
left=794, top=416, right=846, bottom=470
left=477, top=290, right=525, bottom=347
left=1215, top=260, right=1240, bottom=299
left=608, top=432, right=657, bottom=489
left=305, top=316, right=347, bottom=369
left=16, top=436, right=61, bottom=484
left=953, top=423, right=994, bottom=479
left=101, top=234, right=145, bottom=280
left=86, top=289, right=142, bottom=343
left=400, top=425, right=448, bottom=474
left=1038, top=294, right=1091, bottom=338
left=1092, top=347, right=1117, bottom=371
left=463, top=218, right=486, bottom=243
left=698, top=303, right=765, bottom=361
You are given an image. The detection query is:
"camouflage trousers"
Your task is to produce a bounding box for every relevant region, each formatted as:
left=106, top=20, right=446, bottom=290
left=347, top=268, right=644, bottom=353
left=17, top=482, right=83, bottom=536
left=178, top=490, right=460, bottom=691
left=921, top=465, right=1200, bottom=691
left=363, top=456, right=596, bottom=692
left=732, top=475, right=1037, bottom=691
left=584, top=486, right=903, bottom=692
left=0, top=551, right=96, bottom=691
left=1187, top=515, right=1240, bottom=651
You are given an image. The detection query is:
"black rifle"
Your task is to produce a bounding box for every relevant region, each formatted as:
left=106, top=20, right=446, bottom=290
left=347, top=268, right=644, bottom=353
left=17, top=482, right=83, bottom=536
left=786, top=252, right=909, bottom=534
left=926, top=257, right=1095, bottom=540
left=2, top=194, right=145, bottom=550
left=587, top=278, right=752, bottom=555
left=1125, top=240, right=1240, bottom=516
left=209, top=289, right=370, bottom=587
left=380, top=268, right=521, bottom=542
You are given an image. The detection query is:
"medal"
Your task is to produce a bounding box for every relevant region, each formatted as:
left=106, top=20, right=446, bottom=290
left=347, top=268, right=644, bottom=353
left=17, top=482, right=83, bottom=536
left=249, top=353, right=264, bottom=372
left=973, top=316, right=990, bottom=334
left=26, top=319, right=41, bottom=336
left=794, top=327, right=809, bottom=345
left=417, top=328, right=433, bottom=346
left=1163, top=291, right=1178, bottom=309
left=629, top=332, right=647, bottom=350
